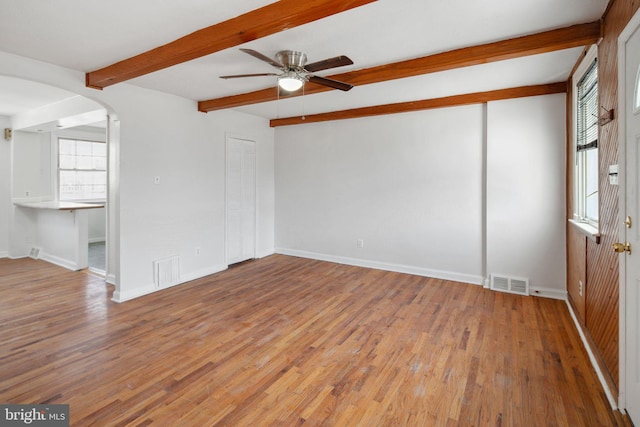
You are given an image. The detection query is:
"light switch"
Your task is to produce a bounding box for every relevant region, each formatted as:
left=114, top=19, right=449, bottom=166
left=154, top=176, right=160, bottom=185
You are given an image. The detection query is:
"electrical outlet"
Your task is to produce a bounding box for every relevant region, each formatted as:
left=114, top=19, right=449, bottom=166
left=356, top=239, right=364, bottom=249
left=154, top=176, right=160, bottom=185
left=578, top=280, right=583, bottom=297
left=195, top=247, right=201, bottom=256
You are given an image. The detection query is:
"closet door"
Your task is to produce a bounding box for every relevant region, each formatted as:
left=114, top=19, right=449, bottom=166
left=226, top=137, right=256, bottom=265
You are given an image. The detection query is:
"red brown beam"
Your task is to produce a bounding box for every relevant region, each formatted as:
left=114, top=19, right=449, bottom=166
left=86, top=0, right=377, bottom=89
left=269, top=82, right=568, bottom=127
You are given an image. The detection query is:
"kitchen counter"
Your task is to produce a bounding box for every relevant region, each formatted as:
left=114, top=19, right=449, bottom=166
left=14, top=201, right=105, bottom=210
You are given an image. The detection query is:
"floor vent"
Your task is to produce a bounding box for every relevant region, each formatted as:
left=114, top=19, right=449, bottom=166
left=29, top=247, right=41, bottom=259
left=153, top=256, right=180, bottom=288
left=490, top=274, right=529, bottom=296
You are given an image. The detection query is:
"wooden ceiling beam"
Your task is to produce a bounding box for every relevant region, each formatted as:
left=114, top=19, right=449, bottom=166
left=269, top=82, right=568, bottom=127
left=85, top=0, right=377, bottom=90
left=198, top=21, right=600, bottom=112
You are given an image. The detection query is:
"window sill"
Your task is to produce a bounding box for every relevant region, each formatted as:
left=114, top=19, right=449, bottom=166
left=568, top=219, right=601, bottom=243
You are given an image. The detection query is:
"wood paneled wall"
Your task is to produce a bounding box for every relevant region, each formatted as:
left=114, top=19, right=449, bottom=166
left=567, top=226, right=587, bottom=320
left=566, top=0, right=640, bottom=397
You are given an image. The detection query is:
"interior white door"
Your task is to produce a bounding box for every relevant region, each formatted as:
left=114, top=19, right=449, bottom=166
left=226, top=137, right=256, bottom=265
left=624, top=18, right=640, bottom=425
left=240, top=143, right=256, bottom=261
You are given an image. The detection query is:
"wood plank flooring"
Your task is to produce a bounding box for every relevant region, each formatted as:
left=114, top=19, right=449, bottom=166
left=0, top=255, right=628, bottom=426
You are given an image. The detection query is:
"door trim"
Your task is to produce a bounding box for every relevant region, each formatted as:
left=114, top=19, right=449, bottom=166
left=617, top=6, right=640, bottom=413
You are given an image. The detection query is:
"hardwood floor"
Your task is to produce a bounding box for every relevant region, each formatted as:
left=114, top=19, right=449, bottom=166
left=0, top=255, right=628, bottom=426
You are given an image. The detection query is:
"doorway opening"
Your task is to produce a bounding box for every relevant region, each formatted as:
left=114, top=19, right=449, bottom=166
left=3, top=75, right=117, bottom=283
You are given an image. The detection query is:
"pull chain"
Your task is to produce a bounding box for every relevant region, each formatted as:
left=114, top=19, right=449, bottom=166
left=301, top=82, right=306, bottom=121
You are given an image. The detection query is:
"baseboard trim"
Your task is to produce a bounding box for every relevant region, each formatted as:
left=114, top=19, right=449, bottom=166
left=275, top=248, right=484, bottom=286
left=111, top=264, right=227, bottom=303
left=256, top=248, right=276, bottom=259
left=0, top=251, right=8, bottom=259
left=565, top=300, right=617, bottom=409
left=529, top=286, right=567, bottom=300
left=39, top=252, right=81, bottom=271
left=275, top=250, right=568, bottom=302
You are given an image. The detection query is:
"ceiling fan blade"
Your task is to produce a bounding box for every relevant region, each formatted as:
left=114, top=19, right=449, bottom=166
left=308, top=75, right=353, bottom=91
left=304, top=55, right=353, bottom=73
left=239, top=48, right=283, bottom=69
left=220, top=73, right=279, bottom=79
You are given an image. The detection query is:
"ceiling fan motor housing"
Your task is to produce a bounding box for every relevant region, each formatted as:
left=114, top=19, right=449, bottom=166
left=276, top=50, right=307, bottom=70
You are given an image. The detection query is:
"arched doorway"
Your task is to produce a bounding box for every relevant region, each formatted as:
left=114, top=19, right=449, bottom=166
left=1, top=75, right=118, bottom=286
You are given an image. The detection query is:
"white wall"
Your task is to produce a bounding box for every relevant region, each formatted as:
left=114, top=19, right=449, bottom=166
left=486, top=94, right=566, bottom=297
left=276, top=105, right=485, bottom=284
left=115, top=92, right=275, bottom=300
left=8, top=205, right=35, bottom=259
left=0, top=116, right=10, bottom=257
left=275, top=94, right=567, bottom=297
left=0, top=51, right=275, bottom=301
left=7, top=130, right=50, bottom=259
left=12, top=131, right=50, bottom=201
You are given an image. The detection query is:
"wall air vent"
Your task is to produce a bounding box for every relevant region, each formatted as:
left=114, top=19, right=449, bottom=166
left=29, top=247, right=41, bottom=259
left=153, top=256, right=180, bottom=288
left=490, top=274, right=529, bottom=296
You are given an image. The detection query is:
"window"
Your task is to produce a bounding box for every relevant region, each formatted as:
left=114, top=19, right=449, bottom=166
left=575, top=57, right=599, bottom=227
left=58, top=138, right=106, bottom=201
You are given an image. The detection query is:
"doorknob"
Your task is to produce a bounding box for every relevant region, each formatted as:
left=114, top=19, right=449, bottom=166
left=612, top=242, right=632, bottom=254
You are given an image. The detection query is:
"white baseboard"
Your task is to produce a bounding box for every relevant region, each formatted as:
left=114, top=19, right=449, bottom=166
left=276, top=250, right=568, bottom=303
left=111, top=264, right=227, bottom=303
left=275, top=248, right=484, bottom=286
left=565, top=300, right=617, bottom=409
left=181, top=264, right=228, bottom=284
left=256, top=248, right=275, bottom=259
left=0, top=251, right=8, bottom=259
left=529, top=286, right=567, bottom=300
left=39, top=252, right=81, bottom=271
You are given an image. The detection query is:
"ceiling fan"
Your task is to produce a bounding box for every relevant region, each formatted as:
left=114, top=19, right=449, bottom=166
left=220, top=48, right=354, bottom=92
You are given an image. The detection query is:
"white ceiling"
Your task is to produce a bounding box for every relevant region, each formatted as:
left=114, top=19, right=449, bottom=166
left=0, top=0, right=608, bottom=120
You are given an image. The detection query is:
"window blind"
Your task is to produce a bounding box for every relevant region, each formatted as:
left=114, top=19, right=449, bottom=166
left=576, top=59, right=598, bottom=152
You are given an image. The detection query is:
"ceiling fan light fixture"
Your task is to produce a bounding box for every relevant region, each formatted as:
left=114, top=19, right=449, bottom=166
left=278, top=72, right=304, bottom=92
left=222, top=48, right=353, bottom=93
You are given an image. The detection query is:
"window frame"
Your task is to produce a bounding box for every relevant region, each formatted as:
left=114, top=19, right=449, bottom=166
left=54, top=131, right=107, bottom=203
left=572, top=45, right=600, bottom=230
